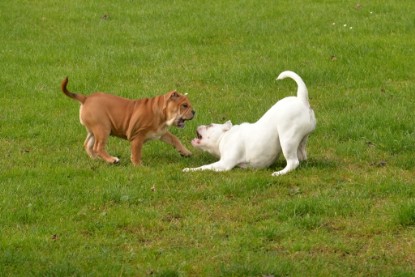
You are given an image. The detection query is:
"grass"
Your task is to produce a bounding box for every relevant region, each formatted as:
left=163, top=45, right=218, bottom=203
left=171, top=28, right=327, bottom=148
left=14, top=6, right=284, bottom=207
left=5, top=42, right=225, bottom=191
left=1, top=0, right=415, bottom=275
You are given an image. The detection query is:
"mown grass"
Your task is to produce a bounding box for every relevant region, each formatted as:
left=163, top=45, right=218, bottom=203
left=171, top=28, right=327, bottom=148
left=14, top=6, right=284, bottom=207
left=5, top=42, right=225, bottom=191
left=1, top=0, right=415, bottom=276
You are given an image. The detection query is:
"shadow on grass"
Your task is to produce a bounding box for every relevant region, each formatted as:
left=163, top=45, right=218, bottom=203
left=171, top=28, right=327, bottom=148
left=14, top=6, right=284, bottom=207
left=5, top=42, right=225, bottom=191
left=270, top=157, right=338, bottom=172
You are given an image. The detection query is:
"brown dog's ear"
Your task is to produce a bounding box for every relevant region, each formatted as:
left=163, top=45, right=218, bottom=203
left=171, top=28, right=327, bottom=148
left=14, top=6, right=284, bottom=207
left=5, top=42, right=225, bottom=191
left=164, top=91, right=180, bottom=102
left=163, top=90, right=180, bottom=109
left=169, top=91, right=180, bottom=100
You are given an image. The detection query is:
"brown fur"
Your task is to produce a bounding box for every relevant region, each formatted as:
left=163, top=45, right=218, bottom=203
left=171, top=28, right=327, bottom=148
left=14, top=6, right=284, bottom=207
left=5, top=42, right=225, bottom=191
left=61, top=77, right=195, bottom=165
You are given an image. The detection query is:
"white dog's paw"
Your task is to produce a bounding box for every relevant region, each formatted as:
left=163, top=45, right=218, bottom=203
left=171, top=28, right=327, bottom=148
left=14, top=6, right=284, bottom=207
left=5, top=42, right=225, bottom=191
left=271, top=171, right=284, bottom=176
left=183, top=167, right=203, bottom=172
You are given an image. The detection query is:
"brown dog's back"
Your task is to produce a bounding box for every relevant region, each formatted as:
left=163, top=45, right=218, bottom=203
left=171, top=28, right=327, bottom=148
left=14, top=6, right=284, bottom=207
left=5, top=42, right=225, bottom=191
left=80, top=93, right=140, bottom=140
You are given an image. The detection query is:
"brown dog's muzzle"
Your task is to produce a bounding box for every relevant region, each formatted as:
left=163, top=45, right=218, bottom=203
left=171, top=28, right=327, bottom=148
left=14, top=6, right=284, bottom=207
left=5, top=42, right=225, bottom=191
left=181, top=100, right=195, bottom=119
left=185, top=108, right=196, bottom=120
left=177, top=108, right=195, bottom=128
left=189, top=110, right=196, bottom=119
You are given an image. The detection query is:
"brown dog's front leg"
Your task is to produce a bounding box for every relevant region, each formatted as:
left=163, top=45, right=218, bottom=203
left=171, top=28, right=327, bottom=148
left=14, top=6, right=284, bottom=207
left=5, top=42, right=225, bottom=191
left=161, top=132, right=192, bottom=157
left=130, top=137, right=145, bottom=165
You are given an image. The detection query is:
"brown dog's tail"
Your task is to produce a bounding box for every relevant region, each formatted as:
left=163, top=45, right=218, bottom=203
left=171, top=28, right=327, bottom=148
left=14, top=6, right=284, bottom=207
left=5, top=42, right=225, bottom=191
left=61, top=77, right=87, bottom=104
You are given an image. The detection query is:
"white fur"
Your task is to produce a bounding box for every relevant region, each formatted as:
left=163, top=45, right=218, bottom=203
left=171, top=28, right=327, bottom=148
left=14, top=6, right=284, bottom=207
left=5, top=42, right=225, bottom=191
left=183, top=71, right=316, bottom=176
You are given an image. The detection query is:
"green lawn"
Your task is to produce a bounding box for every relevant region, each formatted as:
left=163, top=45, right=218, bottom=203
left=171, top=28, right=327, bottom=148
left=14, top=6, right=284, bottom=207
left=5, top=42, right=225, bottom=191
left=1, top=0, right=414, bottom=276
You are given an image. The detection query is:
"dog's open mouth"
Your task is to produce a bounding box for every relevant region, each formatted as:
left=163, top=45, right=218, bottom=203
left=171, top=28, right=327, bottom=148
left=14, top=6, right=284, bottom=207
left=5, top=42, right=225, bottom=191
left=191, top=130, right=203, bottom=146
left=177, top=118, right=186, bottom=128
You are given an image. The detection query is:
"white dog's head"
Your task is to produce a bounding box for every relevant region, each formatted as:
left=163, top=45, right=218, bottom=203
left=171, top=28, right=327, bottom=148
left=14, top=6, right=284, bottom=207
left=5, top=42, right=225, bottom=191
left=191, top=120, right=233, bottom=157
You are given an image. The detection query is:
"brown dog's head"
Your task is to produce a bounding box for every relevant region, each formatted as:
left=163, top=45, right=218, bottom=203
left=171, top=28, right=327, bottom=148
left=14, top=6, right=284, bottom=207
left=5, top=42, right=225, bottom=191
left=164, top=91, right=195, bottom=128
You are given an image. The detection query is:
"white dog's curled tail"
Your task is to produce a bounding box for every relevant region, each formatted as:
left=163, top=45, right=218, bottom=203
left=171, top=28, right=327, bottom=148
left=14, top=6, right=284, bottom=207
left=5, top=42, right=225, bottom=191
left=276, top=71, right=309, bottom=106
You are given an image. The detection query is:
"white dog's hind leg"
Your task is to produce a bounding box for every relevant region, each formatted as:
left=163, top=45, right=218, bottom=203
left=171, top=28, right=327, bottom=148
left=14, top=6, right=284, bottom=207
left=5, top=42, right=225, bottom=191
left=272, top=159, right=300, bottom=176
left=297, top=135, right=309, bottom=162
left=272, top=138, right=300, bottom=176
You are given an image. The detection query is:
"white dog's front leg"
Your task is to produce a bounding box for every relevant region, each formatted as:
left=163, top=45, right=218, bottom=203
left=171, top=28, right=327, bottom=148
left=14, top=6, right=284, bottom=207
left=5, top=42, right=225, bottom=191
left=183, top=161, right=233, bottom=172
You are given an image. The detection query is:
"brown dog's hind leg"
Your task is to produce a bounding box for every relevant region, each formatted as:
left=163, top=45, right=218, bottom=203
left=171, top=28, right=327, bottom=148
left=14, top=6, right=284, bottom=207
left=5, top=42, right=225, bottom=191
left=92, top=130, right=120, bottom=164
left=84, top=131, right=97, bottom=158
left=161, top=132, right=192, bottom=157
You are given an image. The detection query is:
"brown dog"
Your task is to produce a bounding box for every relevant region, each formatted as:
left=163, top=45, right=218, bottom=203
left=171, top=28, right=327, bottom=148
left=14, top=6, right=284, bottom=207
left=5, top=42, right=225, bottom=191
left=61, top=77, right=195, bottom=165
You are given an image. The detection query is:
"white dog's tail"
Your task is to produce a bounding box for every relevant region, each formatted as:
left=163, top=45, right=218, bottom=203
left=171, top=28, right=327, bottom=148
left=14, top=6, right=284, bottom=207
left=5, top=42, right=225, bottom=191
left=276, top=71, right=309, bottom=106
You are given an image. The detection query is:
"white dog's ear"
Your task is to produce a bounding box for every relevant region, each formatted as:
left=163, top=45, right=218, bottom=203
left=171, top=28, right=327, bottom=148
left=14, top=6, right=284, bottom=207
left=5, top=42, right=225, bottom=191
left=223, top=120, right=232, bottom=131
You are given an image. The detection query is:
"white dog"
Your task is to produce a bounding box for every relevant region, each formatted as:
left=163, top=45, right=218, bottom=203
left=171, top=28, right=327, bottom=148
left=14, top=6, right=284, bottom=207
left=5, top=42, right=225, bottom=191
left=183, top=71, right=316, bottom=176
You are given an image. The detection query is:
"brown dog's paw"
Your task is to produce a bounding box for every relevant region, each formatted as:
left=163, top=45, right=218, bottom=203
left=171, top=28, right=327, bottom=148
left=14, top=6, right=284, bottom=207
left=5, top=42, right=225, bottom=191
left=180, top=150, right=192, bottom=157
left=131, top=159, right=142, bottom=166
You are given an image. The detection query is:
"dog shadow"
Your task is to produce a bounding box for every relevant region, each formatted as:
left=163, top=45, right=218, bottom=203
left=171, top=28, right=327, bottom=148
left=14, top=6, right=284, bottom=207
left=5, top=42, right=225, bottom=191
left=271, top=157, right=337, bottom=172
left=190, top=154, right=337, bottom=173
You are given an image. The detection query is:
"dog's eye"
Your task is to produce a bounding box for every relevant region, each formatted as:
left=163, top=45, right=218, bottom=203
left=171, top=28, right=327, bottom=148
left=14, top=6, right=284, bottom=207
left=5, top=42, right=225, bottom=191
left=182, top=104, right=189, bottom=109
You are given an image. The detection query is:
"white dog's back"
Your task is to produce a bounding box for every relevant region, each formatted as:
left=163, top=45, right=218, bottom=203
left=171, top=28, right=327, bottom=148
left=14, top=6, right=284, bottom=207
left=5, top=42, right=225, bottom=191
left=184, top=70, right=316, bottom=176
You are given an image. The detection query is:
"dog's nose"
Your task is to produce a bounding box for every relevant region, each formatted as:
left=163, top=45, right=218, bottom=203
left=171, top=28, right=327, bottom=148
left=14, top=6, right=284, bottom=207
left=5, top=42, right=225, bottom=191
left=192, top=110, right=196, bottom=116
